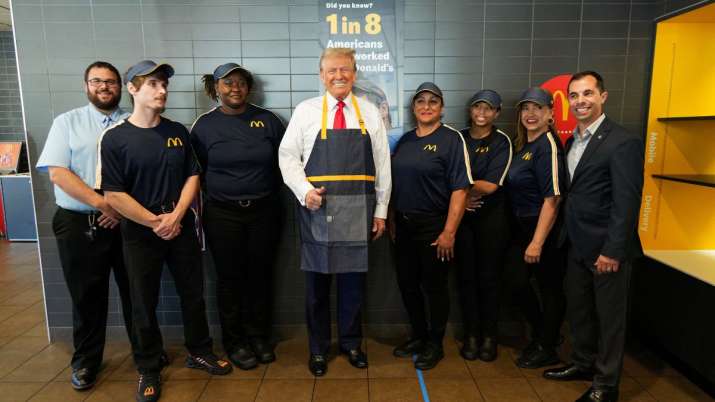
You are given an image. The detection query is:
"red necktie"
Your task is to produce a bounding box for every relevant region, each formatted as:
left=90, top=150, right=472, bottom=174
left=333, top=100, right=346, bottom=129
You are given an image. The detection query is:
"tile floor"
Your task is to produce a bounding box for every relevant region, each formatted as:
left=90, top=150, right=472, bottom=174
left=0, top=241, right=712, bottom=401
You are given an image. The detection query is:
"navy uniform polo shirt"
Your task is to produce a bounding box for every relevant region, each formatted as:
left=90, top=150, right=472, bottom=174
left=460, top=126, right=513, bottom=205
left=506, top=131, right=567, bottom=217
left=190, top=104, right=285, bottom=202
left=392, top=124, right=473, bottom=214
left=98, top=117, right=200, bottom=211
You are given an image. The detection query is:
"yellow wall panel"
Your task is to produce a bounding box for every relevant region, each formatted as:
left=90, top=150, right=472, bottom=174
left=652, top=181, right=715, bottom=249
left=640, top=3, right=715, bottom=255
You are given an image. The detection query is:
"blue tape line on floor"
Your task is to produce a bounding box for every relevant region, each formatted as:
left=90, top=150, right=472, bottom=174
left=413, top=355, right=431, bottom=402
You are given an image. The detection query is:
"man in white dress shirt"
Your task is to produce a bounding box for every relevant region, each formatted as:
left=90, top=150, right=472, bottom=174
left=279, top=47, right=391, bottom=377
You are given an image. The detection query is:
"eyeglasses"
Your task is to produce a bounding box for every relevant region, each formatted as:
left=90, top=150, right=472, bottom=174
left=87, top=78, right=119, bottom=88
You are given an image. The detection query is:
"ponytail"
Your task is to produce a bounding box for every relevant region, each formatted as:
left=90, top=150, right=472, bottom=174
left=201, top=74, right=217, bottom=101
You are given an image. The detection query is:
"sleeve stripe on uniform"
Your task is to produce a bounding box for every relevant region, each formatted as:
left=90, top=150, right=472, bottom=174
left=189, top=106, right=218, bottom=132
left=94, top=119, right=127, bottom=190
left=496, top=129, right=513, bottom=186
left=545, top=131, right=560, bottom=196
left=444, top=123, right=474, bottom=184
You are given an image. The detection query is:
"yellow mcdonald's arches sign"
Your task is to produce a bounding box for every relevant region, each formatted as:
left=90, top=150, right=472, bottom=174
left=166, top=137, right=183, bottom=147
left=250, top=120, right=265, bottom=128
left=540, top=74, right=577, bottom=144
left=423, top=144, right=437, bottom=152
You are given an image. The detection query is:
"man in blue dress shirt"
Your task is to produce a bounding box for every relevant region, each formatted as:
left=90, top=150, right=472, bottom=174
left=36, top=61, right=138, bottom=391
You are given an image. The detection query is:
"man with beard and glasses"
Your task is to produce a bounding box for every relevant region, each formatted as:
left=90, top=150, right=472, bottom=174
left=36, top=61, right=140, bottom=391
left=98, top=60, right=231, bottom=402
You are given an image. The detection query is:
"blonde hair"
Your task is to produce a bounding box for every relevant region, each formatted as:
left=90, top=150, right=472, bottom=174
left=319, top=48, right=357, bottom=71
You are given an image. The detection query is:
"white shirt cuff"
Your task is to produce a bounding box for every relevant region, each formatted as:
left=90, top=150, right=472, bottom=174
left=374, top=204, right=388, bottom=219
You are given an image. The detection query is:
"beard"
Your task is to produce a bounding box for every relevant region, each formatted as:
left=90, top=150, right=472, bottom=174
left=88, top=89, right=120, bottom=111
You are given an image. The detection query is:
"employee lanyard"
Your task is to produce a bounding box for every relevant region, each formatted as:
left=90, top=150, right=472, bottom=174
left=320, top=94, right=367, bottom=140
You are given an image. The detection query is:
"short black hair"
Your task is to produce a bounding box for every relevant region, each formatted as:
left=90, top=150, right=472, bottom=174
left=84, top=61, right=121, bottom=85
left=568, top=70, right=606, bottom=93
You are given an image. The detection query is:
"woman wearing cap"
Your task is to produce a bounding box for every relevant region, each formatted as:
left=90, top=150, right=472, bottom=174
left=390, top=82, right=472, bottom=370
left=456, top=90, right=513, bottom=361
left=504, top=87, right=567, bottom=369
left=190, top=63, right=285, bottom=370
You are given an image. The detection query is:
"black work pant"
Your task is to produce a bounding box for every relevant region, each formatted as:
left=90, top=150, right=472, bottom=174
left=202, top=197, right=280, bottom=353
left=305, top=271, right=365, bottom=355
left=394, top=213, right=450, bottom=345
left=566, top=247, right=631, bottom=389
left=121, top=215, right=212, bottom=374
left=503, top=215, right=566, bottom=350
left=455, top=200, right=510, bottom=338
left=53, top=207, right=136, bottom=371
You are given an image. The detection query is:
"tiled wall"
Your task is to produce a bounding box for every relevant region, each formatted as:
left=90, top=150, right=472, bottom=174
left=0, top=31, right=23, bottom=141
left=11, top=0, right=699, bottom=340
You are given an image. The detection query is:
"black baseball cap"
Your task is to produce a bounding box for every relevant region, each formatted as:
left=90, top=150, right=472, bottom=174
left=212, top=63, right=250, bottom=81
left=516, top=87, right=553, bottom=107
left=124, top=60, right=174, bottom=84
left=412, top=82, right=443, bottom=103
left=469, top=89, right=502, bottom=108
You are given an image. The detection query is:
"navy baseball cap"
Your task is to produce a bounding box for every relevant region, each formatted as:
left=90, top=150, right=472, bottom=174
left=213, top=63, right=250, bottom=81
left=517, top=87, right=553, bottom=107
left=412, top=82, right=443, bottom=103
left=124, top=60, right=174, bottom=84
left=469, top=89, right=502, bottom=108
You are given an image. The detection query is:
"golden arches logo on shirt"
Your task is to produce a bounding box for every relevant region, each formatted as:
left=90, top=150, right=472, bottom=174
left=423, top=144, right=437, bottom=152
left=475, top=146, right=489, bottom=154
left=250, top=120, right=265, bottom=128
left=166, top=137, right=183, bottom=147
left=522, top=152, right=533, bottom=161
left=541, top=74, right=576, bottom=145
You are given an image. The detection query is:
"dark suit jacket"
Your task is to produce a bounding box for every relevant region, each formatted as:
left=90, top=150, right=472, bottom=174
left=563, top=116, right=644, bottom=264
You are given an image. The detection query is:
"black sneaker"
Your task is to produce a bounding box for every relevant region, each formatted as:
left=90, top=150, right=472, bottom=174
left=136, top=373, right=161, bottom=402
left=186, top=353, right=233, bottom=375
left=414, top=342, right=444, bottom=370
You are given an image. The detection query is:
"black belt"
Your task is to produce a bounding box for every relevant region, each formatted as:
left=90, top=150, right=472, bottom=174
left=207, top=195, right=275, bottom=210
left=58, top=206, right=100, bottom=217
left=147, top=202, right=177, bottom=215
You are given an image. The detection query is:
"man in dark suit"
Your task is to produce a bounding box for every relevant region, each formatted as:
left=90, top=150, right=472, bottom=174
left=543, top=71, right=644, bottom=402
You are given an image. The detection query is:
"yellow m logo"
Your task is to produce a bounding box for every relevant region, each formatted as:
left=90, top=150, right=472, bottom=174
left=250, top=120, right=265, bottom=128
left=166, top=137, right=183, bottom=147
left=476, top=146, right=489, bottom=153
left=144, top=386, right=155, bottom=396
left=522, top=152, right=533, bottom=161
left=423, top=144, right=437, bottom=152
left=552, top=90, right=570, bottom=122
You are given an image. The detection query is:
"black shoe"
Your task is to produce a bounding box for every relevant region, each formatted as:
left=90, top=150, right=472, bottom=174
left=227, top=346, right=259, bottom=370
left=136, top=372, right=161, bottom=402
left=160, top=351, right=170, bottom=368
left=70, top=367, right=96, bottom=391
left=414, top=342, right=444, bottom=370
left=576, top=387, right=619, bottom=402
left=186, top=353, right=233, bottom=375
left=341, top=347, right=368, bottom=369
left=308, top=354, right=328, bottom=377
left=393, top=338, right=425, bottom=358
left=460, top=336, right=480, bottom=361
left=478, top=336, right=498, bottom=362
left=522, top=340, right=538, bottom=357
left=543, top=363, right=595, bottom=381
left=516, top=344, right=560, bottom=369
left=251, top=338, right=276, bottom=364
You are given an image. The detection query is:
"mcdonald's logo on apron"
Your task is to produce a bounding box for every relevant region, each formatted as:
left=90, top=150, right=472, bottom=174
left=298, top=95, right=377, bottom=274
